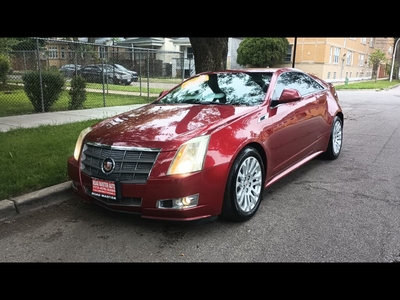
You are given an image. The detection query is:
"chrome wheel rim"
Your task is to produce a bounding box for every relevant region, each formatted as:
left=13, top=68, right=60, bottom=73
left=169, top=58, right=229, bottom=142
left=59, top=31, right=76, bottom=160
left=235, top=157, right=263, bottom=213
left=332, top=120, right=342, bottom=155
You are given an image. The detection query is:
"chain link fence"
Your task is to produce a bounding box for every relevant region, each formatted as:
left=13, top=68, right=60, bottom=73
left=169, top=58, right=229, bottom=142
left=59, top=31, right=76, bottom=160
left=0, top=37, right=196, bottom=117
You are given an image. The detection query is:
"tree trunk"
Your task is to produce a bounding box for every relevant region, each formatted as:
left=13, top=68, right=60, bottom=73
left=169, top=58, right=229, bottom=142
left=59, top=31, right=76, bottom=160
left=189, top=37, right=229, bottom=73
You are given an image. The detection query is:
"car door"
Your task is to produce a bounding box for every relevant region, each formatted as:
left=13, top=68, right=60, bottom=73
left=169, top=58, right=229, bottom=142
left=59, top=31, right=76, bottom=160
left=81, top=66, right=100, bottom=83
left=265, top=71, right=325, bottom=176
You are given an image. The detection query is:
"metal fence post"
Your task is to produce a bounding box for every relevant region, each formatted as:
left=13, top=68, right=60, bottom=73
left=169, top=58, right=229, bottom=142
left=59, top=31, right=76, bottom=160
left=35, top=37, right=45, bottom=113
left=147, top=49, right=150, bottom=102
left=181, top=55, right=184, bottom=81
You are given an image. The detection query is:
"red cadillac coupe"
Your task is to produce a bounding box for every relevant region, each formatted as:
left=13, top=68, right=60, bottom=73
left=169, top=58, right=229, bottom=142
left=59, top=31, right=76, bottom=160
left=67, top=68, right=343, bottom=222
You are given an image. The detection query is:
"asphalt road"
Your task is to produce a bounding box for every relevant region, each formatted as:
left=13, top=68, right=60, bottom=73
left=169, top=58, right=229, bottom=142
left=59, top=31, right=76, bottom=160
left=1, top=87, right=400, bottom=262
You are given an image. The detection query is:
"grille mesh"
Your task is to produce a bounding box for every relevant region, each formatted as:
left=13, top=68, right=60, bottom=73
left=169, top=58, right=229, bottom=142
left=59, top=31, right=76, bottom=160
left=81, top=143, right=160, bottom=184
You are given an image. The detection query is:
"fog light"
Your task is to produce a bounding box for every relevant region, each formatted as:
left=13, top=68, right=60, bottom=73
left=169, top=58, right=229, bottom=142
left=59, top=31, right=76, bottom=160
left=157, top=194, right=199, bottom=209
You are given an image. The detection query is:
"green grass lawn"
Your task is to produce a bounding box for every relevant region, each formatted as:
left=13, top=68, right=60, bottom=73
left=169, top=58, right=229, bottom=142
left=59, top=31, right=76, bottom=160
left=0, top=86, right=158, bottom=117
left=335, top=79, right=400, bottom=90
left=0, top=76, right=180, bottom=117
left=0, top=119, right=103, bottom=200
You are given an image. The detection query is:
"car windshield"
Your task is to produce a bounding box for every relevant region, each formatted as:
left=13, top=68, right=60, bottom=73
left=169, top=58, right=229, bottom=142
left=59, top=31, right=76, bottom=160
left=102, top=65, right=118, bottom=72
left=157, top=72, right=272, bottom=106
left=114, top=64, right=127, bottom=71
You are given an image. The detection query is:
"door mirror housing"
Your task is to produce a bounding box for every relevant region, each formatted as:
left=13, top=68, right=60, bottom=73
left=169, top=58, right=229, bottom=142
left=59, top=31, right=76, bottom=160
left=278, top=88, right=302, bottom=103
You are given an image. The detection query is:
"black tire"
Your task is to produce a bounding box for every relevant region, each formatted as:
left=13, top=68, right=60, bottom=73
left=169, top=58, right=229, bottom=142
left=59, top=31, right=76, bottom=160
left=323, top=115, right=343, bottom=160
left=220, top=147, right=265, bottom=222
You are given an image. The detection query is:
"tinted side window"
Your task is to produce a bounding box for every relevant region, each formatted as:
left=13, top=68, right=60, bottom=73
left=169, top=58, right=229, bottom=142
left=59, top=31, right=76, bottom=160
left=272, top=71, right=325, bottom=100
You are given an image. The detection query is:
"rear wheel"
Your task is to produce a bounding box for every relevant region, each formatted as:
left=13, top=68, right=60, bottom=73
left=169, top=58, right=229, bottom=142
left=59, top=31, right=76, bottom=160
left=323, top=115, right=343, bottom=160
left=220, top=147, right=265, bottom=222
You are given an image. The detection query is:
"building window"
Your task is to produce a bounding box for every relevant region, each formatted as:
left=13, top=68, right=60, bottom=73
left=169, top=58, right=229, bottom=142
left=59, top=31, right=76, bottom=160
left=329, top=47, right=333, bottom=63
left=187, top=47, right=193, bottom=59
left=361, top=38, right=367, bottom=45
left=333, top=72, right=336, bottom=79
left=98, top=46, right=105, bottom=60
left=60, top=47, right=66, bottom=59
left=359, top=54, right=365, bottom=66
left=285, top=45, right=293, bottom=62
left=327, top=72, right=331, bottom=79
left=49, top=46, right=58, bottom=59
left=333, top=47, right=340, bottom=64
left=369, top=38, right=374, bottom=47
left=346, top=51, right=353, bottom=66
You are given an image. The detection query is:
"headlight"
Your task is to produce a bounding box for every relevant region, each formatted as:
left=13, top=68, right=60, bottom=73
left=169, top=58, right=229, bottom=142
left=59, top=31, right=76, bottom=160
left=167, top=135, right=210, bottom=175
left=73, top=127, right=92, bottom=161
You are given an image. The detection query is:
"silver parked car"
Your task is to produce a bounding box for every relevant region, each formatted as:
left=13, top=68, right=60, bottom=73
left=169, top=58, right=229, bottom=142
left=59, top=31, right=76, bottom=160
left=74, top=64, right=132, bottom=85
left=59, top=64, right=82, bottom=77
left=108, top=64, right=139, bottom=82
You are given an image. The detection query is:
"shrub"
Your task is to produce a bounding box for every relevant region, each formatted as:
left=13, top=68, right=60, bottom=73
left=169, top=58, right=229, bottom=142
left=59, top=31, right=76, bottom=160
left=49, top=65, right=59, bottom=73
left=68, top=75, right=87, bottom=110
left=0, top=55, right=11, bottom=85
left=22, top=70, right=65, bottom=112
left=237, top=37, right=289, bottom=68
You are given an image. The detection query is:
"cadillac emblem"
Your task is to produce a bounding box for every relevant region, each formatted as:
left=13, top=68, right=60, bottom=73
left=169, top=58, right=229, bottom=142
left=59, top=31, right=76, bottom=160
left=101, top=157, right=115, bottom=175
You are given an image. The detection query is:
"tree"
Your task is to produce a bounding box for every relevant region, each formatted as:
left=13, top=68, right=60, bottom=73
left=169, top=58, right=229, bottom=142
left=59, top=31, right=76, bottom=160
left=390, top=37, right=400, bottom=80
left=369, top=49, right=387, bottom=81
left=11, top=38, right=47, bottom=51
left=0, top=38, right=20, bottom=54
left=236, top=37, right=289, bottom=67
left=189, top=38, right=229, bottom=73
left=0, top=54, right=10, bottom=85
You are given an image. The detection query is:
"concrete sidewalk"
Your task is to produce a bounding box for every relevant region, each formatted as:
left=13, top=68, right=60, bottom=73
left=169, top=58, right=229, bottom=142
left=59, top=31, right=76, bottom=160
left=0, top=104, right=147, bottom=132
left=0, top=104, right=147, bottom=221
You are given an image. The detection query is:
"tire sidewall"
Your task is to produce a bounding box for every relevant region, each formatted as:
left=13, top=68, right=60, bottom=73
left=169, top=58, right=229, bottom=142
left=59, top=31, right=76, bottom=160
left=331, top=116, right=343, bottom=158
left=222, top=147, right=265, bottom=221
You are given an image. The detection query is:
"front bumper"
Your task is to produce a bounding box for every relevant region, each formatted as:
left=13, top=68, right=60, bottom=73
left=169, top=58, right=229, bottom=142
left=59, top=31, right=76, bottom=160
left=67, top=156, right=228, bottom=221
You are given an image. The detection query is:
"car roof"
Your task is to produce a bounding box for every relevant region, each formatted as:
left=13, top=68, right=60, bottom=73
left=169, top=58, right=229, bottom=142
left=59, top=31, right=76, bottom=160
left=197, top=67, right=304, bottom=75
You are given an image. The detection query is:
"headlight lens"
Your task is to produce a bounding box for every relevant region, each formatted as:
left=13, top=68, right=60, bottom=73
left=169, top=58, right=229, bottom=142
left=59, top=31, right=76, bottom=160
left=73, top=127, right=92, bottom=161
left=167, top=135, right=210, bottom=175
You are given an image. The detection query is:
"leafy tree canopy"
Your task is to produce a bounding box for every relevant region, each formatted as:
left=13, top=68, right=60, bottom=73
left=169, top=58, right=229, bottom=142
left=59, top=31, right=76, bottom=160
left=237, top=37, right=289, bottom=67
left=0, top=38, right=20, bottom=54
left=369, top=48, right=387, bottom=69
left=0, top=37, right=47, bottom=54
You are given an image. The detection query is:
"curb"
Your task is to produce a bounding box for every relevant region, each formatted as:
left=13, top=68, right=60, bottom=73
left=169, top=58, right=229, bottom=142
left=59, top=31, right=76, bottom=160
left=0, top=181, right=72, bottom=222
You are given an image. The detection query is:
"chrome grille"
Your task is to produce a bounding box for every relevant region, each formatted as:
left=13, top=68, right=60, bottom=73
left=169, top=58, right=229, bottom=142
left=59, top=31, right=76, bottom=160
left=81, top=142, right=160, bottom=184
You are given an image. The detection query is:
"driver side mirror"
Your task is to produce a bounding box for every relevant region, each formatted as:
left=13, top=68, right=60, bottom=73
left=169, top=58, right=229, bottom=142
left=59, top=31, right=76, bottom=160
left=278, top=88, right=302, bottom=103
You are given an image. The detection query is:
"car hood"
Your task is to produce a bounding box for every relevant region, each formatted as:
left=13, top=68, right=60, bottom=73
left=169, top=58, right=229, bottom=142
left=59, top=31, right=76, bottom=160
left=87, top=104, right=255, bottom=151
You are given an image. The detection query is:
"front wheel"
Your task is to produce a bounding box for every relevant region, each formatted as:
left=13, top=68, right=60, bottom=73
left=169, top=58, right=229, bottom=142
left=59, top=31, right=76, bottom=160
left=323, top=115, right=343, bottom=160
left=220, top=147, right=265, bottom=222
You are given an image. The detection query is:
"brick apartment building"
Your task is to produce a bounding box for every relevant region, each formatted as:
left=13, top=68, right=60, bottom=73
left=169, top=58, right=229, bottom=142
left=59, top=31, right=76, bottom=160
left=276, top=37, right=396, bottom=82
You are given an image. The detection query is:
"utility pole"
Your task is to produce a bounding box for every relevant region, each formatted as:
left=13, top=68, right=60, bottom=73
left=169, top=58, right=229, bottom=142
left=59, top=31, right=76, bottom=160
left=292, top=37, right=297, bottom=68
left=389, top=38, right=400, bottom=82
